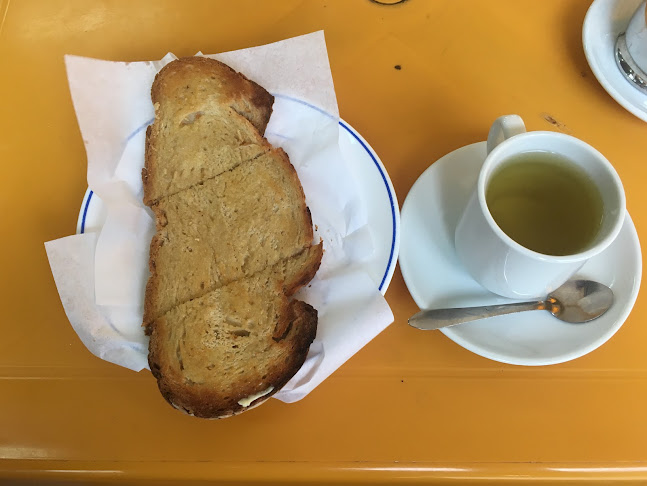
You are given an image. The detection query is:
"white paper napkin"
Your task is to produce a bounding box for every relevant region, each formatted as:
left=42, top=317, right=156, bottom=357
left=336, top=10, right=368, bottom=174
left=45, top=32, right=394, bottom=403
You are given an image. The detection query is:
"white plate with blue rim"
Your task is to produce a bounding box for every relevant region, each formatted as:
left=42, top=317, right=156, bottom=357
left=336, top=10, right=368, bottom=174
left=76, top=112, right=400, bottom=295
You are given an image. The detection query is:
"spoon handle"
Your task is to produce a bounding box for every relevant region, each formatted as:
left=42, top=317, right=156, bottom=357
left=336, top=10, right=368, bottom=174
left=408, top=301, right=544, bottom=330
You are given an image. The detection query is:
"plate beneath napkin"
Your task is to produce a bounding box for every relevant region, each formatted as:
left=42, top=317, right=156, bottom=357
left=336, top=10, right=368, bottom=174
left=45, top=32, right=396, bottom=403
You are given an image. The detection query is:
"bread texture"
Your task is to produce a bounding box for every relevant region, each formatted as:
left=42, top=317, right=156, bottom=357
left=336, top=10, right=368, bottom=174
left=147, top=246, right=321, bottom=418
left=144, top=148, right=315, bottom=324
left=143, top=56, right=274, bottom=205
left=143, top=57, right=322, bottom=418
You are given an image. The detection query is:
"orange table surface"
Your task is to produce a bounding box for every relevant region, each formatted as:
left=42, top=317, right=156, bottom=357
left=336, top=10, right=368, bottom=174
left=2, top=0, right=647, bottom=484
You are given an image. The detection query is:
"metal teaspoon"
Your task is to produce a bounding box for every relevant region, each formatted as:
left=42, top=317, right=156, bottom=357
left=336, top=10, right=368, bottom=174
left=408, top=279, right=614, bottom=331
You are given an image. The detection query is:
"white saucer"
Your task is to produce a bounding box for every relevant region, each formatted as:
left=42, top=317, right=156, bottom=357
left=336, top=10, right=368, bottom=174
left=76, top=118, right=400, bottom=295
left=399, top=142, right=642, bottom=366
left=583, top=0, right=647, bottom=122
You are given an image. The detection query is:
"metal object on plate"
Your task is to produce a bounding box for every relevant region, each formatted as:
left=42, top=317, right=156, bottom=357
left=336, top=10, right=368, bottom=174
left=615, top=33, right=647, bottom=93
left=408, top=279, right=614, bottom=330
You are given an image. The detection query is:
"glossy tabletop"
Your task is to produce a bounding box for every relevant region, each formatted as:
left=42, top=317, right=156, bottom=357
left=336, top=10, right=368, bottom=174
left=1, top=0, right=647, bottom=483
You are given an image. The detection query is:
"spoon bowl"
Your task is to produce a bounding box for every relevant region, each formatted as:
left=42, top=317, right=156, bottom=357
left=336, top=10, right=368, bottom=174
left=547, top=279, right=614, bottom=323
left=408, top=279, right=614, bottom=331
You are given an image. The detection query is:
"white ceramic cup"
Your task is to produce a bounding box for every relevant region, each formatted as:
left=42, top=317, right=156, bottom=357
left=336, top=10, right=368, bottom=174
left=616, top=1, right=647, bottom=90
left=454, top=115, right=626, bottom=299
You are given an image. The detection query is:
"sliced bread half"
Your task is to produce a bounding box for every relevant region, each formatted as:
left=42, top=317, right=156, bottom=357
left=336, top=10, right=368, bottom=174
left=147, top=246, right=321, bottom=418
left=143, top=57, right=322, bottom=418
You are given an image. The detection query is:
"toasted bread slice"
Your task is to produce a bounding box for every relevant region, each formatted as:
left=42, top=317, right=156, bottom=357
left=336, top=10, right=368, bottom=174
left=143, top=148, right=315, bottom=323
left=147, top=253, right=320, bottom=419
left=143, top=57, right=322, bottom=418
left=143, top=57, right=274, bottom=204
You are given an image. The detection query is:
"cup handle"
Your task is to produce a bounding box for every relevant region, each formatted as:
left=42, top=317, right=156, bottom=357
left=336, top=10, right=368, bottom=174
left=486, top=115, right=526, bottom=154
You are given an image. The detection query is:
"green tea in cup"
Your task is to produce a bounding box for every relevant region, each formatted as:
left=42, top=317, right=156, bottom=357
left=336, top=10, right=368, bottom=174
left=485, top=151, right=604, bottom=256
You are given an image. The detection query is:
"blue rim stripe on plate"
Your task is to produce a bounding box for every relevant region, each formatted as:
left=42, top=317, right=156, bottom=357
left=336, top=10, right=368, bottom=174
left=80, top=119, right=154, bottom=234
left=338, top=121, right=396, bottom=292
left=127, top=118, right=155, bottom=142
left=80, top=98, right=397, bottom=292
left=80, top=190, right=93, bottom=234
left=272, top=94, right=397, bottom=291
